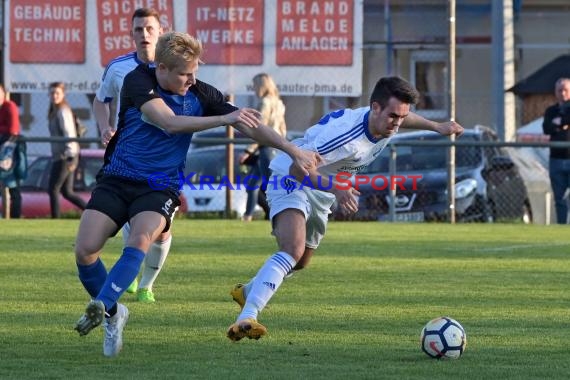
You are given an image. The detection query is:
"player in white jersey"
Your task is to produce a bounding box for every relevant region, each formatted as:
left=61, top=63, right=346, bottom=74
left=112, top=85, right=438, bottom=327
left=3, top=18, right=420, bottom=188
left=92, top=8, right=167, bottom=303
left=227, top=76, right=464, bottom=341
left=94, top=51, right=141, bottom=143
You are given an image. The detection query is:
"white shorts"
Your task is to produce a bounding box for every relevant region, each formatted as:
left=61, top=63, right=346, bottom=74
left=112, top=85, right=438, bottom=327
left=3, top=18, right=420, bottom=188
left=267, top=175, right=336, bottom=249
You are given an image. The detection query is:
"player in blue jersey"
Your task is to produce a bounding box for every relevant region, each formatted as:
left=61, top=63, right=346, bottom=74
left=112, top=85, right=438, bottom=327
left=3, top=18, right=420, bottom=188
left=74, top=31, right=320, bottom=357
left=227, top=76, right=464, bottom=341
left=93, top=8, right=169, bottom=303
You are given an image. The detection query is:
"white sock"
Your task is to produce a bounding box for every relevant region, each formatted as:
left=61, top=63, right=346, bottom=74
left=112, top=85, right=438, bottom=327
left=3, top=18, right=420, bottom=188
left=121, top=223, right=131, bottom=246
left=242, top=276, right=256, bottom=298
left=139, top=235, right=172, bottom=290
left=243, top=269, right=295, bottom=298
left=238, top=251, right=296, bottom=321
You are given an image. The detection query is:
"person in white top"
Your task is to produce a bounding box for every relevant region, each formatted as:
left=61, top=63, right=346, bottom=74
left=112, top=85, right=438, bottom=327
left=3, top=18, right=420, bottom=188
left=239, top=73, right=287, bottom=221
left=47, top=82, right=86, bottom=218
left=92, top=8, right=168, bottom=303
left=227, top=76, right=464, bottom=341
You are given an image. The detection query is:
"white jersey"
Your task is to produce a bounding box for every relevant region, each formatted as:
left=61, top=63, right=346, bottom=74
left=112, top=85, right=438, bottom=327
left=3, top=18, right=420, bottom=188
left=270, top=107, right=393, bottom=179
left=95, top=51, right=144, bottom=126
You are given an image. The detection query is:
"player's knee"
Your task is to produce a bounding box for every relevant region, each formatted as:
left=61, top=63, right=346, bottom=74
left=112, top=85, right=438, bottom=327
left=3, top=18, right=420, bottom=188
left=126, top=232, right=154, bottom=252
left=74, top=240, right=100, bottom=264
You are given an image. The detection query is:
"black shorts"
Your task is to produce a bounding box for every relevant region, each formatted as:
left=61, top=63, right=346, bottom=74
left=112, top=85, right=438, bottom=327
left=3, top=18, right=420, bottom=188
left=86, top=175, right=180, bottom=236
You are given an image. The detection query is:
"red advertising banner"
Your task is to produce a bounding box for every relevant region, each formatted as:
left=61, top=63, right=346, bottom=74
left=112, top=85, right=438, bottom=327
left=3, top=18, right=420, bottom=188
left=276, top=0, right=353, bottom=66
left=4, top=1, right=363, bottom=96
left=96, top=0, right=174, bottom=67
left=10, top=0, right=86, bottom=63
left=187, top=0, right=264, bottom=65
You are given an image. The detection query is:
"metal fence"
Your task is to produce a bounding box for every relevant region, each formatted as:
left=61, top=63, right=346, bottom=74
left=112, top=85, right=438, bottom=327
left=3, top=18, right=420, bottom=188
left=184, top=134, right=561, bottom=224
left=3, top=134, right=562, bottom=224
left=332, top=136, right=554, bottom=225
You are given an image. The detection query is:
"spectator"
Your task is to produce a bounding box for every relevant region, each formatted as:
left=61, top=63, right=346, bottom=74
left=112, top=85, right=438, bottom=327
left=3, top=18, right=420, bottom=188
left=239, top=73, right=287, bottom=221
left=239, top=147, right=270, bottom=219
left=542, top=77, right=570, bottom=224
left=47, top=82, right=86, bottom=218
left=0, top=84, right=23, bottom=218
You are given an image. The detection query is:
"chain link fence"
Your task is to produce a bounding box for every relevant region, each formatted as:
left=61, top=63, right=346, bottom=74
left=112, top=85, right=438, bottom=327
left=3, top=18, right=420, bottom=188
left=2, top=1, right=570, bottom=223
left=165, top=133, right=559, bottom=225
left=0, top=134, right=563, bottom=224
left=330, top=129, right=555, bottom=225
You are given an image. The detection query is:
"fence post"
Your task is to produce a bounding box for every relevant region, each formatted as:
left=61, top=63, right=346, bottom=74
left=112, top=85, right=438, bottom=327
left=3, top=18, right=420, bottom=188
left=545, top=191, right=551, bottom=226
left=388, top=144, right=396, bottom=222
left=225, top=93, right=235, bottom=219
left=447, top=0, right=456, bottom=224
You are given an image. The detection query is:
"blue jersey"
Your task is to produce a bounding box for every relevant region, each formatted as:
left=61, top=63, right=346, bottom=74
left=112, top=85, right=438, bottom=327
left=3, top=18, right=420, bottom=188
left=101, top=64, right=237, bottom=192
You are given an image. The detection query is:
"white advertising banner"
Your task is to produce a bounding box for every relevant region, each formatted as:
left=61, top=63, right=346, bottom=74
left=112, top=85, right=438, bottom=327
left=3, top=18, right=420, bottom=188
left=4, top=0, right=363, bottom=96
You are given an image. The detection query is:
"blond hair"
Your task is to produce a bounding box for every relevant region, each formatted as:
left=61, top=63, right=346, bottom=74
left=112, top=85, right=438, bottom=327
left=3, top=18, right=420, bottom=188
left=253, top=73, right=280, bottom=99
left=155, top=31, right=203, bottom=70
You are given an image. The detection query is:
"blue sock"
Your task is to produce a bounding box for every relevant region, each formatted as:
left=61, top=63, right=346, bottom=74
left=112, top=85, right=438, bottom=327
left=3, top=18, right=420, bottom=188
left=77, top=258, right=107, bottom=298
left=97, top=247, right=145, bottom=311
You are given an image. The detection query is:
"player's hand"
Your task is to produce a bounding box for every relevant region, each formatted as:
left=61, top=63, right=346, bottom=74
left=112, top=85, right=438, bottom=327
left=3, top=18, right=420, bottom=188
left=238, top=152, right=249, bottom=164
left=101, top=127, right=115, bottom=146
left=333, top=187, right=360, bottom=215
left=290, top=147, right=322, bottom=176
left=223, top=108, right=261, bottom=129
left=435, top=121, right=464, bottom=137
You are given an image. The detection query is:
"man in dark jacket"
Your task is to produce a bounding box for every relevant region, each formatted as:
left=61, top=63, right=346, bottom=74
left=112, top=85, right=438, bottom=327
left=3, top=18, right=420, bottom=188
left=543, top=78, right=570, bottom=224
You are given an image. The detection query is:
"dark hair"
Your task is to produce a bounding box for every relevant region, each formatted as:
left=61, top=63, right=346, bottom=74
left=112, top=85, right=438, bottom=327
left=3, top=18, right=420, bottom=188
left=49, top=81, right=65, bottom=91
left=47, top=81, right=70, bottom=119
left=369, top=76, right=420, bottom=108
left=132, top=7, right=161, bottom=23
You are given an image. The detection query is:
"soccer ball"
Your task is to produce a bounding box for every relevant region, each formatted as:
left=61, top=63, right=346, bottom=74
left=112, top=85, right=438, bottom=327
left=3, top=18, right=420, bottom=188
left=420, top=317, right=466, bottom=359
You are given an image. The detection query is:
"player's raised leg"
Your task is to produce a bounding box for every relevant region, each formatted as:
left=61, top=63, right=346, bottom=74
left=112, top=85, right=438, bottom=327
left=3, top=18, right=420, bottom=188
left=123, top=223, right=172, bottom=302
left=230, top=246, right=314, bottom=310
left=227, top=208, right=306, bottom=341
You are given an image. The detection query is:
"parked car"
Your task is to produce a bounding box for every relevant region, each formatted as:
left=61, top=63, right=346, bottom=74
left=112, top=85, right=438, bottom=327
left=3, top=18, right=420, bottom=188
left=334, top=127, right=533, bottom=223
left=183, top=127, right=302, bottom=218
left=2, top=149, right=187, bottom=218
left=0, top=149, right=103, bottom=218
left=182, top=144, right=261, bottom=217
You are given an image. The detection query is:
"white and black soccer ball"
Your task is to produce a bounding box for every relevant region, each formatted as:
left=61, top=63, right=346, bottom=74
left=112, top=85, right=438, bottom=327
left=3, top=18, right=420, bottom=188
left=420, top=317, right=466, bottom=359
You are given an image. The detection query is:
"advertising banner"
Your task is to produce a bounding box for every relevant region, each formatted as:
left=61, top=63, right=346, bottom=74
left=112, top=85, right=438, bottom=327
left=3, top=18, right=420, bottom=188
left=4, top=0, right=363, bottom=96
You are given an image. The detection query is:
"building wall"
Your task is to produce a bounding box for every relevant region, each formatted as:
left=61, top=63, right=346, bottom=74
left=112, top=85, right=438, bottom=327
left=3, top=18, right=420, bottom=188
left=11, top=1, right=570, bottom=142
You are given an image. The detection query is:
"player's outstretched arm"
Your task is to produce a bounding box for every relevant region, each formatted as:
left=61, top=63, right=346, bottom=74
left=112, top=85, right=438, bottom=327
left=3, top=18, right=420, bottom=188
left=140, top=98, right=262, bottom=133
left=233, top=122, right=321, bottom=175
left=402, top=112, right=464, bottom=137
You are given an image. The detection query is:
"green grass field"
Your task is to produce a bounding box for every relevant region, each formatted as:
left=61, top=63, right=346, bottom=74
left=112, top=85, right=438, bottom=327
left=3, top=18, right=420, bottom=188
left=1, top=220, right=569, bottom=379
